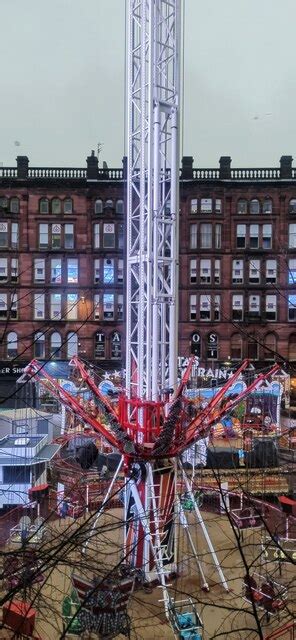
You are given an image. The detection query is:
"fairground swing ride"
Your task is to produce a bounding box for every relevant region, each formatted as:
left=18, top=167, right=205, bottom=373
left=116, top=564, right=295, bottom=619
left=22, top=1, right=289, bottom=638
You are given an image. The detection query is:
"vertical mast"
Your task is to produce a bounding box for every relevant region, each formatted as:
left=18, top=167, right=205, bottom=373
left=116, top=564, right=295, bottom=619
left=126, top=0, right=181, bottom=402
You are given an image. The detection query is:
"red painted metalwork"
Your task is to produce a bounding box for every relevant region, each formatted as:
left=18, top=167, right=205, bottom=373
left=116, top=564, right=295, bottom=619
left=264, top=620, right=295, bottom=640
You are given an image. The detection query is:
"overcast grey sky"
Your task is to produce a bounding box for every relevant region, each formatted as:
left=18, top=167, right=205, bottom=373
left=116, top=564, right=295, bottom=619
left=1, top=0, right=295, bottom=168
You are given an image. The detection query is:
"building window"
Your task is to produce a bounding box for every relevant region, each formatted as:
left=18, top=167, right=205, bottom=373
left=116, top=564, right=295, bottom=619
left=249, top=224, right=259, bottom=249
left=189, top=224, right=197, bottom=249
left=247, top=336, right=259, bottom=360
left=190, top=332, right=201, bottom=357
left=117, top=294, right=123, bottom=320
left=200, top=295, right=211, bottom=320
left=289, top=199, right=296, bottom=214
left=201, top=198, right=212, bottom=213
left=52, top=198, right=62, bottom=214
left=200, top=259, right=211, bottom=284
left=95, top=332, right=105, bottom=359
left=250, top=199, right=260, bottom=215
left=237, top=199, right=247, bottom=214
left=249, top=259, right=260, bottom=284
left=94, top=294, right=100, bottom=319
left=94, top=223, right=100, bottom=248
left=3, top=466, right=30, bottom=484
left=0, top=258, right=7, bottom=282
left=190, top=198, right=198, bottom=214
left=34, top=293, right=45, bottom=320
left=103, top=258, right=114, bottom=284
left=67, top=258, right=78, bottom=284
left=215, top=223, right=221, bottom=248
left=200, top=223, right=212, bottom=248
left=289, top=224, right=296, bottom=248
left=266, top=259, right=277, bottom=284
left=51, top=258, right=62, bottom=283
left=11, top=258, right=18, bottom=283
left=288, top=294, right=296, bottom=321
left=207, top=333, right=218, bottom=359
left=265, top=295, right=277, bottom=321
left=103, top=293, right=114, bottom=319
left=34, top=258, right=45, bottom=282
left=263, top=198, right=272, bottom=214
left=103, top=223, right=115, bottom=248
left=118, top=258, right=124, bottom=283
left=95, top=199, right=103, bottom=215
left=232, top=259, right=244, bottom=284
left=11, top=294, right=17, bottom=319
left=66, top=332, right=78, bottom=358
left=236, top=224, right=246, bottom=248
left=39, top=224, right=48, bottom=248
left=118, top=224, right=124, bottom=249
left=50, top=293, right=62, bottom=320
left=39, top=199, right=49, bottom=214
left=116, top=199, right=124, bottom=214
left=7, top=331, right=17, bottom=359
left=263, top=333, right=276, bottom=360
left=52, top=224, right=61, bottom=248
left=248, top=294, right=260, bottom=318
left=50, top=332, right=62, bottom=358
left=34, top=332, right=45, bottom=358
left=0, top=294, right=7, bottom=319
left=94, top=259, right=100, bottom=283
left=10, top=197, right=19, bottom=213
left=288, top=259, right=296, bottom=284
left=64, top=198, right=73, bottom=214
left=0, top=222, right=8, bottom=247
left=262, top=224, right=272, bottom=249
left=111, top=331, right=121, bottom=359
left=64, top=223, right=74, bottom=249
left=189, top=294, right=197, bottom=320
left=214, top=259, right=221, bottom=284
left=189, top=259, right=197, bottom=283
left=0, top=197, right=8, bottom=210
left=11, top=223, right=19, bottom=249
left=232, top=294, right=243, bottom=321
left=215, top=199, right=222, bottom=214
left=105, top=199, right=114, bottom=210
left=66, top=293, right=78, bottom=320
left=230, top=333, right=242, bottom=360
left=214, top=295, right=220, bottom=321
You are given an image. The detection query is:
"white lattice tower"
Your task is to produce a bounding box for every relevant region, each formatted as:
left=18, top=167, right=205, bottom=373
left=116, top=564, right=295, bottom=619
left=126, top=0, right=181, bottom=401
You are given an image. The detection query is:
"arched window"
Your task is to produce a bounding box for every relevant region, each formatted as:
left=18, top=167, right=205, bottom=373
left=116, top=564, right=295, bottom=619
left=288, top=334, right=296, bottom=361
left=111, top=332, right=121, bottom=359
left=52, top=198, right=61, bottom=214
left=7, top=331, right=17, bottom=358
left=63, top=198, right=73, bottom=214
left=34, top=332, right=45, bottom=359
left=289, top=199, right=296, bottom=214
left=191, top=332, right=201, bottom=357
left=10, top=198, right=19, bottom=213
left=207, top=333, right=218, bottom=360
left=66, top=332, right=78, bottom=358
left=230, top=333, right=243, bottom=360
left=250, top=199, right=260, bottom=215
left=95, top=199, right=103, bottom=214
left=104, top=199, right=114, bottom=210
left=94, top=332, right=105, bottom=359
left=264, top=333, right=277, bottom=361
left=50, top=332, right=62, bottom=358
left=237, top=199, right=247, bottom=214
left=263, top=198, right=272, bottom=214
left=247, top=334, right=259, bottom=360
left=115, top=199, right=124, bottom=214
left=39, top=198, right=49, bottom=214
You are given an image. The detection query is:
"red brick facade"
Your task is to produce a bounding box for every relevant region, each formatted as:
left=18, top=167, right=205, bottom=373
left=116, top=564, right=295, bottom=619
left=0, top=153, right=295, bottom=380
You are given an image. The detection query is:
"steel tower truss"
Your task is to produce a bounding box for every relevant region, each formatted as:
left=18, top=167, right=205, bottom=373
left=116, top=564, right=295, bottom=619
left=126, top=0, right=181, bottom=401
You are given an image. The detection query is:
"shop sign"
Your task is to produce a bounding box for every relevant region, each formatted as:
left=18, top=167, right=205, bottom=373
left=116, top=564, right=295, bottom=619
left=0, top=362, right=27, bottom=376
left=177, top=356, right=233, bottom=380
